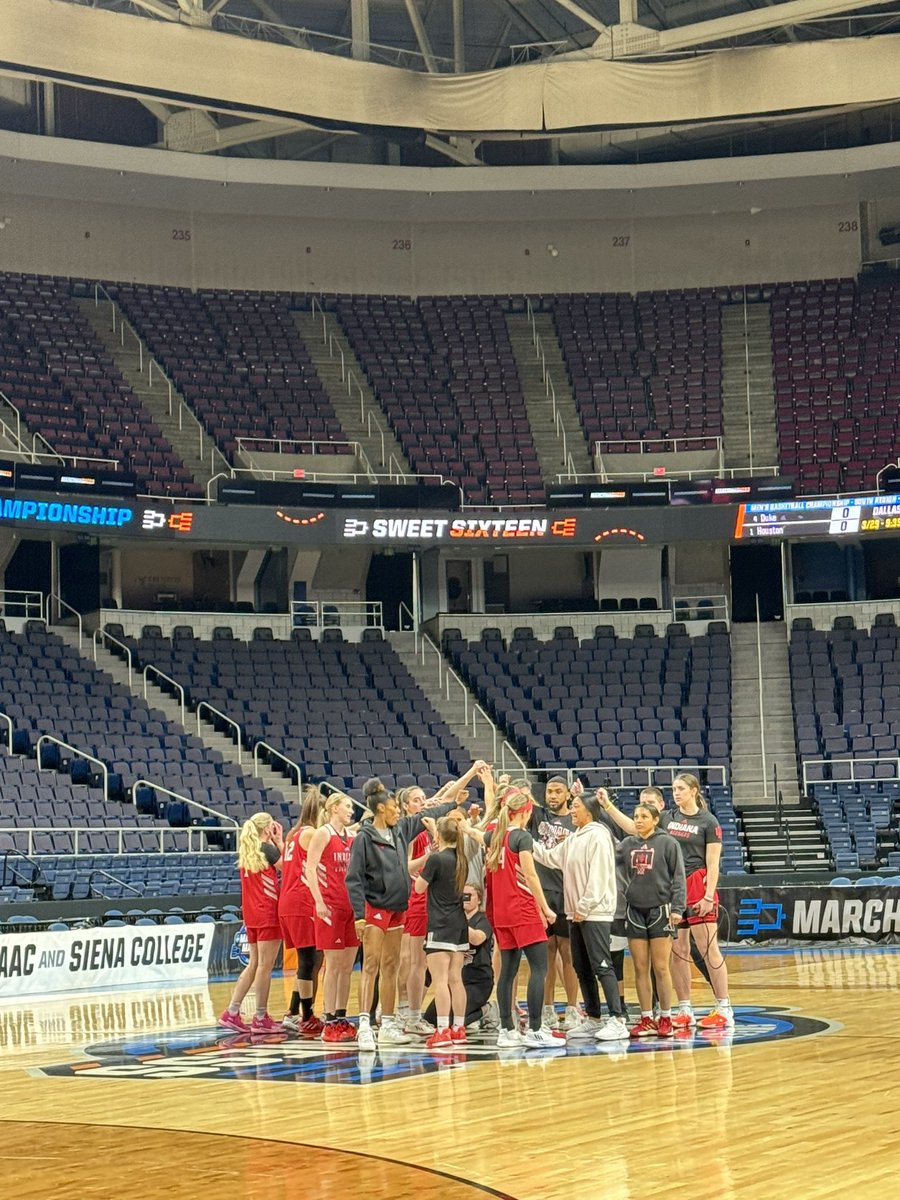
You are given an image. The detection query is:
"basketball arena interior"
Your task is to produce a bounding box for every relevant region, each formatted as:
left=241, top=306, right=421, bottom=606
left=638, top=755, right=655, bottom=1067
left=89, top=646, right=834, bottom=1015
left=1, top=2, right=900, bottom=1198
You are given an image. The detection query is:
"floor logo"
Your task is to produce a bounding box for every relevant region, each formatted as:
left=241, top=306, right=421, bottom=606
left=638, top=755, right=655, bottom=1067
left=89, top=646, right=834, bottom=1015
left=39, top=1006, right=837, bottom=1086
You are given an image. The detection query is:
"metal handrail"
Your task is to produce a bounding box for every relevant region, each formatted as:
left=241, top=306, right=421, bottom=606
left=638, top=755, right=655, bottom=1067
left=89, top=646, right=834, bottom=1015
left=93, top=627, right=134, bottom=688
left=133, top=778, right=239, bottom=828
left=0, top=711, right=12, bottom=753
left=755, top=592, right=768, bottom=799
left=36, top=735, right=109, bottom=800
left=196, top=701, right=244, bottom=766
left=0, top=389, right=22, bottom=448
left=743, top=287, right=755, bottom=471
left=0, top=824, right=233, bottom=855
left=143, top=665, right=186, bottom=727
left=0, top=589, right=44, bottom=620
left=538, top=764, right=730, bottom=789
left=46, top=592, right=83, bottom=651
left=252, top=741, right=303, bottom=805
left=91, top=867, right=143, bottom=897
left=526, top=297, right=571, bottom=471
left=398, top=600, right=416, bottom=634
left=802, top=756, right=900, bottom=792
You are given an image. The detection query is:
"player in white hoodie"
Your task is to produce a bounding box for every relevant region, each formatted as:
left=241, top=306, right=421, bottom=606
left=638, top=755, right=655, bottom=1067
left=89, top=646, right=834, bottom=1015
left=531, top=792, right=627, bottom=1042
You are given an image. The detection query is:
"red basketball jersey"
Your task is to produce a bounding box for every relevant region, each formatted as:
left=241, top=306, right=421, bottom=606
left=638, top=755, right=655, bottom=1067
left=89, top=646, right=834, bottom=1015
left=278, top=830, right=313, bottom=918
left=486, top=829, right=542, bottom=929
left=406, top=827, right=434, bottom=919
left=240, top=860, right=279, bottom=928
left=315, top=823, right=354, bottom=912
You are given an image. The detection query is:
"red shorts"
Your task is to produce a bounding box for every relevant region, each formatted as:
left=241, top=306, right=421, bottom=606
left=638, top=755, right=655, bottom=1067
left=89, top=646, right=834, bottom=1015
left=404, top=907, right=428, bottom=938
left=280, top=913, right=317, bottom=949
left=494, top=922, right=548, bottom=951
left=364, top=903, right=405, bottom=931
left=314, top=908, right=359, bottom=951
left=246, top=924, right=282, bottom=945
left=680, top=867, right=719, bottom=927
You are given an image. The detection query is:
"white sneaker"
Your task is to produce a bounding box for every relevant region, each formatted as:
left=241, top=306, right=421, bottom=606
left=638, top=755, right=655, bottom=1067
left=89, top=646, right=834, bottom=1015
left=357, top=1022, right=376, bottom=1051
left=496, top=1027, right=523, bottom=1048
left=596, top=1016, right=629, bottom=1042
left=541, top=1004, right=558, bottom=1031
left=395, top=1005, right=411, bottom=1025
left=404, top=1017, right=435, bottom=1036
left=566, top=1016, right=603, bottom=1041
left=523, top=1027, right=564, bottom=1049
left=378, top=1022, right=412, bottom=1046
left=479, top=1001, right=500, bottom=1033
left=281, top=1013, right=300, bottom=1033
left=561, top=1005, right=581, bottom=1031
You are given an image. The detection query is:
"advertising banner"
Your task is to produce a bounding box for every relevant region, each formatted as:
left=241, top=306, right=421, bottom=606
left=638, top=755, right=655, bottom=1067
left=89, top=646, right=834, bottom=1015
left=0, top=924, right=214, bottom=999
left=720, top=886, right=900, bottom=944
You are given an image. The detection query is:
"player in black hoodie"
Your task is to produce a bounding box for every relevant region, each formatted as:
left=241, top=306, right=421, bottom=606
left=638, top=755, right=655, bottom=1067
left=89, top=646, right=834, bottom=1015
left=345, top=770, right=482, bottom=1050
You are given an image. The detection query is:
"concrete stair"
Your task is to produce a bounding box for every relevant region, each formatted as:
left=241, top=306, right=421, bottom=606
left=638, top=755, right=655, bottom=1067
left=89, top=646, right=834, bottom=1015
left=293, top=310, right=411, bottom=477
left=729, top=622, right=801, bottom=807
left=721, top=302, right=779, bottom=472
left=387, top=631, right=527, bottom=777
left=505, top=313, right=593, bottom=483
left=740, top=806, right=832, bottom=872
left=53, top=624, right=296, bottom=811
left=76, top=297, right=225, bottom=492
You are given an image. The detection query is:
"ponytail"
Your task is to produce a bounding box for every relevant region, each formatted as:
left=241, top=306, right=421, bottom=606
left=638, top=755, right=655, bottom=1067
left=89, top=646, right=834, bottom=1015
left=436, top=816, right=468, bottom=896
left=237, top=812, right=272, bottom=874
left=485, top=804, right=511, bottom=873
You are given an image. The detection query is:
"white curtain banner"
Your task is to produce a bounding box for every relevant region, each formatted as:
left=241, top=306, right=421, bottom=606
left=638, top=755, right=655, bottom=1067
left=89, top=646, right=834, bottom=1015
left=0, top=925, right=215, bottom=999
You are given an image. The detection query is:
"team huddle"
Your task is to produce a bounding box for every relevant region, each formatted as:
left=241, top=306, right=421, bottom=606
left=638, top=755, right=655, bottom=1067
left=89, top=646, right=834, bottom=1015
left=219, top=762, right=734, bottom=1049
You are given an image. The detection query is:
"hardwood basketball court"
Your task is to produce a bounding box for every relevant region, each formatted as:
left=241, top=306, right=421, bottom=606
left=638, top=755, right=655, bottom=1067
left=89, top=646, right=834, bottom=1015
left=0, top=948, right=894, bottom=1200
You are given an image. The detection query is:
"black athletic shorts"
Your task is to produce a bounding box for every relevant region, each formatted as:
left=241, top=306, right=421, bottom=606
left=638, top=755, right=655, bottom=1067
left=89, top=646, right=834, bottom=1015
left=625, top=904, right=673, bottom=941
left=546, top=909, right=570, bottom=939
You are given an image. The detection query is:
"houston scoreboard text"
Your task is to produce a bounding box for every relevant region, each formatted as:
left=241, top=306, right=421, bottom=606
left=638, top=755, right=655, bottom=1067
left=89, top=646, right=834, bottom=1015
left=735, top=494, right=900, bottom=540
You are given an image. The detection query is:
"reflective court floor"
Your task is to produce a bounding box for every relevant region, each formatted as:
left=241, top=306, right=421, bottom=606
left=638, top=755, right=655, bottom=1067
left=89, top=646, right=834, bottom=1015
left=1, top=948, right=898, bottom=1200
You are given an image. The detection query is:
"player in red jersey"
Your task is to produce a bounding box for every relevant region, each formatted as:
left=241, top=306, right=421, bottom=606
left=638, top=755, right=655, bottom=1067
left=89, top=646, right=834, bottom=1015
left=305, top=791, right=358, bottom=1043
left=218, top=812, right=284, bottom=1036
left=278, top=784, right=325, bottom=1036
left=397, top=784, right=430, bottom=1032
left=482, top=787, right=559, bottom=1049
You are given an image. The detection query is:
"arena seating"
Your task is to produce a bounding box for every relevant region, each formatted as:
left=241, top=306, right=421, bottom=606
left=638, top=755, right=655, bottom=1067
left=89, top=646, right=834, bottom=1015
left=0, top=273, right=200, bottom=496
left=442, top=622, right=732, bottom=773
left=123, top=625, right=469, bottom=793
left=110, top=283, right=349, bottom=460
left=334, top=294, right=544, bottom=505
left=549, top=289, right=723, bottom=452
left=0, top=850, right=238, bottom=901
left=772, top=278, right=900, bottom=494
left=0, top=621, right=282, bottom=829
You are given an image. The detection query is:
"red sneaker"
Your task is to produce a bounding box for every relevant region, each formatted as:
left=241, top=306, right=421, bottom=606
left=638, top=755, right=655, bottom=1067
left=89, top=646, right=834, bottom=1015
left=629, top=1016, right=659, bottom=1039
left=449, top=1026, right=468, bottom=1043
left=298, top=1016, right=324, bottom=1038
left=697, top=1008, right=735, bottom=1031
left=322, top=1020, right=348, bottom=1043
left=656, top=1016, right=674, bottom=1037
left=218, top=1009, right=250, bottom=1034
left=250, top=1013, right=284, bottom=1035
left=672, top=1010, right=696, bottom=1030
left=426, top=1028, right=454, bottom=1050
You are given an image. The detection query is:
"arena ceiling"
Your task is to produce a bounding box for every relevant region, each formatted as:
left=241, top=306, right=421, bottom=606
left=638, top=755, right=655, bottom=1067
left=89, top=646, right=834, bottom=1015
left=3, top=0, right=900, bottom=166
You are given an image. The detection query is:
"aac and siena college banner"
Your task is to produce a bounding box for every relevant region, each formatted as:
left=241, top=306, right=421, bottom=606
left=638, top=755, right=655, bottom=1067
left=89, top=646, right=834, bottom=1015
left=0, top=924, right=214, bottom=999
left=721, top=886, right=900, bottom=944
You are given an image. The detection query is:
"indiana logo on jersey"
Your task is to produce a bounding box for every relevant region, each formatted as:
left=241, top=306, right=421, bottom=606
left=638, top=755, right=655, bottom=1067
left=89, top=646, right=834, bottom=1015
left=630, top=846, right=655, bottom=875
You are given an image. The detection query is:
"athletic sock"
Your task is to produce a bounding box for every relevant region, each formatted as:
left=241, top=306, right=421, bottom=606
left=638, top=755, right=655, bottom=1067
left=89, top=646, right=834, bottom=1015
left=255, top=1008, right=266, bottom=1020
left=641, top=1011, right=653, bottom=1019
left=660, top=1010, right=672, bottom=1018
left=358, top=1013, right=370, bottom=1028
left=335, top=1009, right=347, bottom=1019
left=300, top=997, right=313, bottom=1020
left=408, top=1009, right=421, bottom=1023
left=227, top=1003, right=241, bottom=1016
left=289, top=992, right=301, bottom=1017
left=717, top=998, right=732, bottom=1010
left=325, top=1012, right=336, bottom=1023
left=437, top=1014, right=450, bottom=1031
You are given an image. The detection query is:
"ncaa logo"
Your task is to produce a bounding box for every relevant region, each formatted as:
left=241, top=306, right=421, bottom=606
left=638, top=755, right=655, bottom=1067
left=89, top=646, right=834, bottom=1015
left=229, top=925, right=250, bottom=968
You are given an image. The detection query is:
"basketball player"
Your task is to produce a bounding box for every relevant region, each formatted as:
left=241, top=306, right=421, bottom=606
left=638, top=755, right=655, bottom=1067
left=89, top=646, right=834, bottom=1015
left=278, top=785, right=325, bottom=1036
left=619, top=802, right=686, bottom=1038
left=219, top=812, right=284, bottom=1036
left=346, top=776, right=470, bottom=1050
left=482, top=787, right=559, bottom=1048
left=531, top=775, right=580, bottom=1032
left=414, top=815, right=470, bottom=1048
left=423, top=881, right=494, bottom=1029
left=304, top=791, right=359, bottom=1043
left=531, top=791, right=626, bottom=1041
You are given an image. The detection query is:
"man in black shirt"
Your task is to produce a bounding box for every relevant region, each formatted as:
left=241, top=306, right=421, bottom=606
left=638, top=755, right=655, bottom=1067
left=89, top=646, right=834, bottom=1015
left=530, top=775, right=580, bottom=1031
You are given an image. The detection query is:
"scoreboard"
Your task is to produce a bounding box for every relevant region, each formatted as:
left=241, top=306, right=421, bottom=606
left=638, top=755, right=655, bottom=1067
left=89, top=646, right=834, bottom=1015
left=735, top=494, right=900, bottom=540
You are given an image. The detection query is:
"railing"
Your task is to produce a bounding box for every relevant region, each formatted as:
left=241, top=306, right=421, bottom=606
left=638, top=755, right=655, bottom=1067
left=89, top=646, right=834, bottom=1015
left=525, top=298, right=573, bottom=477
left=91, top=868, right=143, bottom=897
left=36, top=736, right=109, bottom=801
left=594, top=434, right=723, bottom=456
left=802, top=757, right=900, bottom=792
left=45, top=592, right=83, bottom=651
left=398, top=600, right=416, bottom=634
left=0, top=826, right=233, bottom=856
left=538, top=764, right=730, bottom=790
left=742, top=289, right=755, bottom=471
left=133, top=778, right=239, bottom=831
left=671, top=594, right=730, bottom=623
left=143, top=665, right=186, bottom=727
left=563, top=464, right=780, bottom=484
left=291, top=599, right=383, bottom=631
left=0, top=712, right=12, bottom=754
left=0, top=589, right=44, bottom=620
left=196, top=702, right=243, bottom=766
left=235, top=435, right=359, bottom=460
left=755, top=593, right=768, bottom=799
left=0, top=388, right=22, bottom=449
left=252, top=741, right=303, bottom=806
left=92, top=283, right=229, bottom=477
left=93, top=627, right=134, bottom=688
